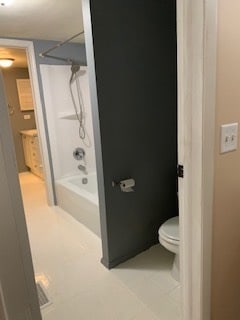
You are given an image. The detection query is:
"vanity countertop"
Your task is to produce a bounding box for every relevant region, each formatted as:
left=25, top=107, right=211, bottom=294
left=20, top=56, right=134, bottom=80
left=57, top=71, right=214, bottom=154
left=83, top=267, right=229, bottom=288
left=20, top=129, right=38, bottom=137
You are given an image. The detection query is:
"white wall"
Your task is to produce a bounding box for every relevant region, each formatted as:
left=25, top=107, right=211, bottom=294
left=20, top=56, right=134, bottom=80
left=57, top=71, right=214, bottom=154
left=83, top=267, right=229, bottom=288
left=40, top=65, right=96, bottom=180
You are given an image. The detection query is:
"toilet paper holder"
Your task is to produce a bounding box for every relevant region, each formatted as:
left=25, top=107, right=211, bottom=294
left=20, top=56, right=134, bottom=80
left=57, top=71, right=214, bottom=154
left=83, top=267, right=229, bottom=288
left=112, top=178, right=135, bottom=192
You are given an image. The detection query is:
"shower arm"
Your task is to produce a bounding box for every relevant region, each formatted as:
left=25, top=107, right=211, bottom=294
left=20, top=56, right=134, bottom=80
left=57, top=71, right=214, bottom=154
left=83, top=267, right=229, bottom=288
left=39, top=31, right=84, bottom=64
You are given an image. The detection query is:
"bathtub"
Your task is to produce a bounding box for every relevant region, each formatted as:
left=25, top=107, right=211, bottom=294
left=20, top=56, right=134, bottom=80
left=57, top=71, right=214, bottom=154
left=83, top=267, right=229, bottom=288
left=55, top=172, right=100, bottom=237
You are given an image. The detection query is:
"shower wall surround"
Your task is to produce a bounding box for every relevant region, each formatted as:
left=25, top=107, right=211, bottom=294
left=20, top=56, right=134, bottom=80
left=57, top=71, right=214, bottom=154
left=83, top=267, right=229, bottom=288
left=33, top=40, right=87, bottom=198
left=40, top=65, right=96, bottom=179
left=85, top=0, right=178, bottom=267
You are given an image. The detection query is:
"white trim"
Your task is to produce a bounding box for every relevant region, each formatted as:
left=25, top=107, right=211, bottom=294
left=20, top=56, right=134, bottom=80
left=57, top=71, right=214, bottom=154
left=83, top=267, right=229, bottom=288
left=177, top=1, right=217, bottom=319
left=177, top=1, right=191, bottom=318
left=0, top=38, right=55, bottom=205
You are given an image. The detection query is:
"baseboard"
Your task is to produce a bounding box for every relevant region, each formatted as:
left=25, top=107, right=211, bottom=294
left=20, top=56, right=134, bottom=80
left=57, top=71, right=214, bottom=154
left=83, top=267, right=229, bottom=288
left=101, top=239, right=158, bottom=269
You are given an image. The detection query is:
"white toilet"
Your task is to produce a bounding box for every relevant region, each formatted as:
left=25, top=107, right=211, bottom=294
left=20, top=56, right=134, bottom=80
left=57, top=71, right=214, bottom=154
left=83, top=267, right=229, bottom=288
left=158, top=216, right=180, bottom=281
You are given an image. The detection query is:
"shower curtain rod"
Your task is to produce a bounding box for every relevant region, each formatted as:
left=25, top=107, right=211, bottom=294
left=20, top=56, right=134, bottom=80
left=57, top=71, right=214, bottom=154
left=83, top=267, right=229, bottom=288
left=39, top=31, right=84, bottom=64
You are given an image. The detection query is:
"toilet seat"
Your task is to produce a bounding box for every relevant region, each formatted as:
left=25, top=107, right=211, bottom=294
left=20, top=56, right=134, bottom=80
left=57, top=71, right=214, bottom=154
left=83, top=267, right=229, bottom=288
left=158, top=216, right=179, bottom=244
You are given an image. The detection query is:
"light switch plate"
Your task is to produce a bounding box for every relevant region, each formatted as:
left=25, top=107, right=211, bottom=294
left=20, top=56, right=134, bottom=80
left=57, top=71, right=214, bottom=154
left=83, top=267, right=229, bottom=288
left=220, top=122, right=238, bottom=153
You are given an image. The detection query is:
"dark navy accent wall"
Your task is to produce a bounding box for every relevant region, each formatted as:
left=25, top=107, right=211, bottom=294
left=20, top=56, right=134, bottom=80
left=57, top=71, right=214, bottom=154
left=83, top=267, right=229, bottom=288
left=89, top=0, right=177, bottom=267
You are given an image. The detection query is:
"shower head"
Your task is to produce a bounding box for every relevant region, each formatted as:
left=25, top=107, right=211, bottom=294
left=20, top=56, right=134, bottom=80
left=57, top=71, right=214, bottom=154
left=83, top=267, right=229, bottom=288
left=70, top=62, right=80, bottom=83
left=71, top=62, right=80, bottom=74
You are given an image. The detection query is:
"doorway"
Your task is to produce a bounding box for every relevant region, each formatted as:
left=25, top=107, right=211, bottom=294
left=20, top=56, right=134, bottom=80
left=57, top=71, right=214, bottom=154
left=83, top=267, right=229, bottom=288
left=1, top=47, right=45, bottom=180
left=0, top=38, right=182, bottom=320
left=0, top=31, right=182, bottom=320
left=0, top=0, right=217, bottom=318
left=0, top=39, right=55, bottom=206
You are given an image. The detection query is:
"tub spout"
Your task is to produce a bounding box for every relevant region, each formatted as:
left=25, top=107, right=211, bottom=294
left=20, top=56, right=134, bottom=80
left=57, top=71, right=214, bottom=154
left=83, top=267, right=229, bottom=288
left=78, top=164, right=88, bottom=175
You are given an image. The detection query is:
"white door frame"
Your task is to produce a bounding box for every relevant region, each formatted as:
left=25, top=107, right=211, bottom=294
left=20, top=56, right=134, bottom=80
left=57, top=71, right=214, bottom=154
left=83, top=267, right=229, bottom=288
left=83, top=0, right=217, bottom=319
left=177, top=0, right=217, bottom=319
left=0, top=38, right=55, bottom=206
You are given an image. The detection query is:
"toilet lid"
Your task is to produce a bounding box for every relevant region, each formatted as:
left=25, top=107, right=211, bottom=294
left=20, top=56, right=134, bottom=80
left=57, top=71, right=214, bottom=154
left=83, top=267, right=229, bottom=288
left=159, top=216, right=179, bottom=241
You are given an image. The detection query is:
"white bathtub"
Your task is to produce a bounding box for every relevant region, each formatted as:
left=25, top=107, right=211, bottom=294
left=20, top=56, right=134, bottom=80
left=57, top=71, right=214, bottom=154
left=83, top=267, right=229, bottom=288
left=55, top=172, right=100, bottom=237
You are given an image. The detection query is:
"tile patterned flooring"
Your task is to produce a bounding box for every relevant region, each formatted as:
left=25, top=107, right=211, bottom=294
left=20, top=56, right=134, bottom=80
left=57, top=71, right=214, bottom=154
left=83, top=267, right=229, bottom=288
left=19, top=172, right=181, bottom=320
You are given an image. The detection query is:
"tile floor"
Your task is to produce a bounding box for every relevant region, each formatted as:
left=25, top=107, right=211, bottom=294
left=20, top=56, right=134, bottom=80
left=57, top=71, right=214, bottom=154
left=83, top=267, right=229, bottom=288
left=19, top=172, right=181, bottom=320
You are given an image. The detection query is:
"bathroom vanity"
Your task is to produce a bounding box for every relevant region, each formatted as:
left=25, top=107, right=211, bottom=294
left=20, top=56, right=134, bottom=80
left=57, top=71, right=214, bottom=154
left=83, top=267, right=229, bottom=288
left=20, top=129, right=43, bottom=179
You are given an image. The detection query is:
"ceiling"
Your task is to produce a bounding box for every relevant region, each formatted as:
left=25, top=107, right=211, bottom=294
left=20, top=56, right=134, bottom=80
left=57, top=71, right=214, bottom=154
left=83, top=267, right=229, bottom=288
left=0, top=0, right=84, bottom=42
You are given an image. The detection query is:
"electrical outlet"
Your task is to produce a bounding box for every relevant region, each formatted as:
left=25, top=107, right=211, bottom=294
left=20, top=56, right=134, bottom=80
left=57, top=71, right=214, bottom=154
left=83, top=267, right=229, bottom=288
left=220, top=123, right=238, bottom=153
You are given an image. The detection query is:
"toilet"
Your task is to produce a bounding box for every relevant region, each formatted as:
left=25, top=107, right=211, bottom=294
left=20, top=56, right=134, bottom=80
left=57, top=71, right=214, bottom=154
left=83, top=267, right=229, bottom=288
left=158, top=216, right=180, bottom=281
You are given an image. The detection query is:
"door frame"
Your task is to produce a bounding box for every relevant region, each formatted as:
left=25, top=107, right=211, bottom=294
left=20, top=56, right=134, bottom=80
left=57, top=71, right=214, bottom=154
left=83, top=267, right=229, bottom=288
left=177, top=0, right=217, bottom=319
left=0, top=71, right=42, bottom=319
left=82, top=0, right=217, bottom=319
left=0, top=38, right=55, bottom=206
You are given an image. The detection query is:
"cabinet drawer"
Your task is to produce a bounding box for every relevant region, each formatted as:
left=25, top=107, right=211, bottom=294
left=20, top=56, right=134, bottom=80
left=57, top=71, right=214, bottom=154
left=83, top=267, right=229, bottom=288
left=31, top=160, right=40, bottom=172
left=21, top=132, right=43, bottom=179
left=29, top=138, right=36, bottom=146
left=31, top=161, right=43, bottom=179
left=31, top=149, right=41, bottom=161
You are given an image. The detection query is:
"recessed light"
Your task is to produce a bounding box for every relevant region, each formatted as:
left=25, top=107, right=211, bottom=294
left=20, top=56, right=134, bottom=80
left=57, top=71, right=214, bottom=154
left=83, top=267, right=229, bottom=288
left=0, top=58, right=14, bottom=68
left=0, top=0, right=13, bottom=6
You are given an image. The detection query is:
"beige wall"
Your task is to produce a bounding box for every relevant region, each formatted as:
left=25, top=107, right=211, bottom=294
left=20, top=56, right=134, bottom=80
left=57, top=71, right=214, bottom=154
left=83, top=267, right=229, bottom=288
left=212, top=1, right=240, bottom=319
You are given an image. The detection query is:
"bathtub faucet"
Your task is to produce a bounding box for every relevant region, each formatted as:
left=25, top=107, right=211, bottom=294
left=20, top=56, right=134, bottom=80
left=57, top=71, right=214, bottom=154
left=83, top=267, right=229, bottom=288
left=78, top=164, right=88, bottom=175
